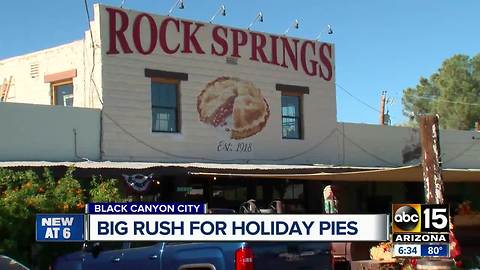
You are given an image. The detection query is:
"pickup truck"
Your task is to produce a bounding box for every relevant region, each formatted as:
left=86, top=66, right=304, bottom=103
left=54, top=241, right=332, bottom=270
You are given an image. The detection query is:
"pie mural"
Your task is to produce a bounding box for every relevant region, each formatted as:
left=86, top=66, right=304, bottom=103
left=197, top=77, right=270, bottom=140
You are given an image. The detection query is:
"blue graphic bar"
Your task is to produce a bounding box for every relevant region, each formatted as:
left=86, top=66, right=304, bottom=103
left=87, top=202, right=206, bottom=214
left=421, top=244, right=449, bottom=257
left=36, top=214, right=84, bottom=242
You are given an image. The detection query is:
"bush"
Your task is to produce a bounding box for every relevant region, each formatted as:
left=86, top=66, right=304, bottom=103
left=90, top=176, right=123, bottom=202
left=0, top=167, right=124, bottom=269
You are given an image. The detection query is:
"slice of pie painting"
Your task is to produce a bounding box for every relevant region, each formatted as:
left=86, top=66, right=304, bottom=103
left=197, top=77, right=270, bottom=140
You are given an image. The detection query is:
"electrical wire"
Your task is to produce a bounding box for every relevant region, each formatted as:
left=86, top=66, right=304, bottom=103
left=104, top=110, right=338, bottom=162
left=335, top=83, right=381, bottom=113
left=443, top=142, right=478, bottom=164
left=410, top=95, right=480, bottom=107
left=336, top=82, right=401, bottom=124
left=336, top=127, right=399, bottom=166
left=266, top=128, right=337, bottom=161
left=83, top=0, right=104, bottom=105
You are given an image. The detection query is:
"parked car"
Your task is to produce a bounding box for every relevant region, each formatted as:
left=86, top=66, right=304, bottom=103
left=54, top=241, right=332, bottom=270
left=0, top=255, right=30, bottom=270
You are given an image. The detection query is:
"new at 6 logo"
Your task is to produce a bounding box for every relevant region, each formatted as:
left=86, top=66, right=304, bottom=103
left=392, top=204, right=449, bottom=233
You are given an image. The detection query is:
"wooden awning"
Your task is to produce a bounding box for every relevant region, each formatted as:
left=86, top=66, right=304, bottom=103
left=190, top=165, right=480, bottom=183
left=0, top=161, right=477, bottom=182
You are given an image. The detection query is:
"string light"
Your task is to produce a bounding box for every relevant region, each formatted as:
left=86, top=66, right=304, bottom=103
left=283, top=19, right=299, bottom=36
left=315, top=24, right=334, bottom=41
left=247, top=12, right=263, bottom=30
left=209, top=4, right=226, bottom=23
left=168, top=0, right=185, bottom=16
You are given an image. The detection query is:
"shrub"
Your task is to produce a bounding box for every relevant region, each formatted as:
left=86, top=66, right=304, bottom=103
left=0, top=167, right=124, bottom=269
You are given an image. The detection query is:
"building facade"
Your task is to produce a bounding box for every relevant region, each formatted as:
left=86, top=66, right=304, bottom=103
left=0, top=4, right=479, bottom=215
left=100, top=5, right=338, bottom=164
left=1, top=4, right=339, bottom=165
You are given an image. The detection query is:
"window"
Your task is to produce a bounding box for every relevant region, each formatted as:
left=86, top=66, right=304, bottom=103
left=211, top=184, right=247, bottom=209
left=45, top=69, right=77, bottom=106
left=277, top=83, right=308, bottom=139
left=273, top=183, right=304, bottom=200
left=281, top=94, right=302, bottom=139
left=283, top=183, right=304, bottom=200
left=151, top=78, right=179, bottom=133
left=213, top=185, right=247, bottom=202
left=272, top=183, right=306, bottom=213
left=175, top=184, right=204, bottom=202
left=145, top=68, right=188, bottom=133
left=52, top=81, right=73, bottom=106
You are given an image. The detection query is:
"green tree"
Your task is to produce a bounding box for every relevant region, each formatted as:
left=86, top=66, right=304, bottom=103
left=402, top=54, right=480, bottom=130
left=0, top=168, right=124, bottom=269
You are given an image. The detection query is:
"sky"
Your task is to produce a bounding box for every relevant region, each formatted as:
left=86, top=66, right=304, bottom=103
left=1, top=0, right=479, bottom=125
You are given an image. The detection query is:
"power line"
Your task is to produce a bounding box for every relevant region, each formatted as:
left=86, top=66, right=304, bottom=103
left=268, top=128, right=337, bottom=161
left=336, top=127, right=399, bottom=166
left=336, top=83, right=400, bottom=124
left=83, top=0, right=104, bottom=105
left=104, top=109, right=339, bottom=162
left=411, top=95, right=480, bottom=107
left=335, top=83, right=381, bottom=113
left=443, top=142, right=478, bottom=164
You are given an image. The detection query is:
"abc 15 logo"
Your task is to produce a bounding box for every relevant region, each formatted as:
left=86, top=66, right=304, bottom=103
left=392, top=204, right=449, bottom=233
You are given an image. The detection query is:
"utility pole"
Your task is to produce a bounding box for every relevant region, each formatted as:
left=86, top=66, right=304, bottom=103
left=418, top=115, right=458, bottom=269
left=419, top=114, right=444, bottom=204
left=380, top=91, right=386, bottom=125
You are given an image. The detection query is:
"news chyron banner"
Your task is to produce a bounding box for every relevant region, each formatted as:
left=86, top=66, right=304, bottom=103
left=88, top=214, right=389, bottom=242
left=36, top=202, right=389, bottom=242
left=36, top=214, right=85, bottom=242
left=35, top=203, right=205, bottom=242
left=392, top=204, right=450, bottom=258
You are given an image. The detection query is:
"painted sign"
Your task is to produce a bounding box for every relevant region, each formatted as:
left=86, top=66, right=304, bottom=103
left=105, top=7, right=333, bottom=81
left=97, top=4, right=338, bottom=163
left=197, top=77, right=269, bottom=142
